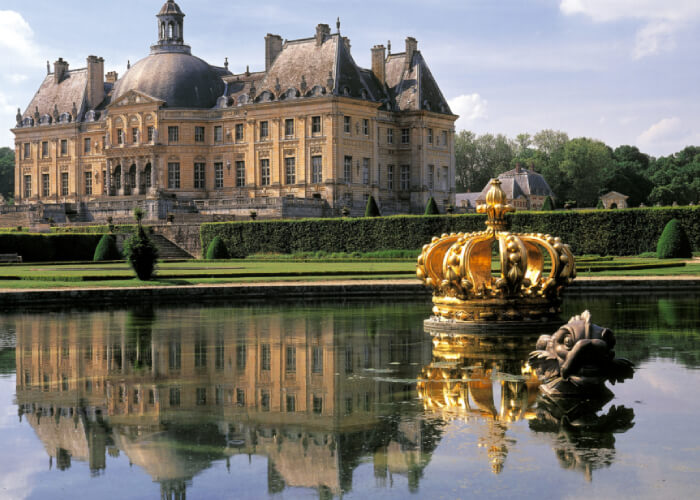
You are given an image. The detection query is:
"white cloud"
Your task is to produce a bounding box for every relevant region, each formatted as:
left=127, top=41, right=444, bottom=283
left=448, top=93, right=488, bottom=131
left=637, top=117, right=683, bottom=145
left=0, top=11, right=43, bottom=67
left=635, top=117, right=700, bottom=155
left=560, top=0, right=700, bottom=58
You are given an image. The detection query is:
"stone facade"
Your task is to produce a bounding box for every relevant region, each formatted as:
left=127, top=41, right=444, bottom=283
left=11, top=1, right=457, bottom=222
left=600, top=191, right=629, bottom=209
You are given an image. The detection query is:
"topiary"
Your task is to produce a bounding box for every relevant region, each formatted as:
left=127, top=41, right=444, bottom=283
left=656, top=218, right=692, bottom=258
left=93, top=234, right=122, bottom=261
left=205, top=236, right=229, bottom=259
left=542, top=196, right=555, bottom=211
left=424, top=197, right=440, bottom=215
left=364, top=196, right=381, bottom=217
left=123, top=208, right=158, bottom=280
left=596, top=199, right=605, bottom=209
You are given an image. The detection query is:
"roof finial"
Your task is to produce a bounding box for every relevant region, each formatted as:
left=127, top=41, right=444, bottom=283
left=245, top=65, right=250, bottom=76
left=46, top=60, right=50, bottom=74
left=127, top=60, right=131, bottom=69
left=336, top=17, right=341, bottom=34
left=224, top=57, right=229, bottom=70
left=387, top=40, right=391, bottom=55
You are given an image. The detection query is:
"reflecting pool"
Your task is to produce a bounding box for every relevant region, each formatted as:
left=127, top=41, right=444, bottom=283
left=0, top=294, right=698, bottom=499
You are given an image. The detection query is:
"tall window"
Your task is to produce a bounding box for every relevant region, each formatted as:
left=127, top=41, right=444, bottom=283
left=168, top=126, right=179, bottom=143
left=117, top=129, right=124, bottom=145
left=261, top=390, right=270, bottom=411
left=442, top=166, right=449, bottom=190
left=428, top=164, right=434, bottom=190
left=286, top=346, right=296, bottom=373
left=132, top=127, right=139, bottom=144
left=84, top=172, right=92, bottom=195
left=344, top=156, right=352, bottom=183
left=387, top=165, right=394, bottom=190
left=344, top=116, right=351, bottom=134
left=60, top=174, right=69, bottom=197
left=196, top=388, right=206, bottom=406
left=195, top=126, right=205, bottom=143
left=114, top=167, right=121, bottom=190
left=441, top=130, right=448, bottom=146
left=286, top=395, right=296, bottom=412
left=213, top=126, right=222, bottom=143
left=215, top=337, right=224, bottom=370
left=60, top=139, right=67, bottom=156
left=312, top=347, right=323, bottom=374
left=214, top=162, right=224, bottom=189
left=235, top=124, right=244, bottom=142
left=285, top=119, right=294, bottom=137
left=194, top=338, right=207, bottom=368
left=362, top=158, right=370, bottom=185
left=194, top=162, right=206, bottom=189
left=41, top=141, right=48, bottom=158
left=147, top=126, right=154, bottom=142
left=169, top=387, right=180, bottom=407
left=260, top=159, right=270, bottom=186
left=401, top=128, right=410, bottom=144
left=24, top=175, right=31, bottom=198
left=236, top=389, right=245, bottom=406
left=313, top=395, right=323, bottom=414
left=236, top=344, right=247, bottom=371
left=42, top=174, right=49, bottom=196
left=84, top=138, right=91, bottom=154
left=363, top=119, right=369, bottom=135
left=168, top=162, right=180, bottom=189
left=261, top=344, right=271, bottom=371
left=236, top=161, right=245, bottom=187
left=387, top=128, right=394, bottom=144
left=285, top=157, right=296, bottom=185
left=311, top=116, right=321, bottom=134
left=428, top=128, right=433, bottom=144
left=312, top=156, right=323, bottom=184
left=23, top=143, right=30, bottom=159
left=400, top=165, right=410, bottom=190
left=259, top=121, right=269, bottom=140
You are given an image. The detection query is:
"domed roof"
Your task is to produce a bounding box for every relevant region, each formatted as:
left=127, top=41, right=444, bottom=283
left=112, top=52, right=225, bottom=109
left=159, top=0, right=184, bottom=16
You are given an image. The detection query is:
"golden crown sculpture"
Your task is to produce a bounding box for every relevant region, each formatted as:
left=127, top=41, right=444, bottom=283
left=416, top=179, right=576, bottom=322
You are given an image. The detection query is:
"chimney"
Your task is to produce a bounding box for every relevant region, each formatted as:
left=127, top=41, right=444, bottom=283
left=405, top=37, right=417, bottom=69
left=86, top=56, right=105, bottom=110
left=343, top=36, right=351, bottom=53
left=105, top=71, right=119, bottom=84
left=54, top=58, right=69, bottom=84
left=316, top=24, right=330, bottom=46
left=371, top=45, right=386, bottom=86
left=515, top=162, right=522, bottom=173
left=265, top=34, right=283, bottom=72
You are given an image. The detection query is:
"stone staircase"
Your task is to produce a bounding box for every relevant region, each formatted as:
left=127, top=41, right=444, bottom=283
left=0, top=211, right=33, bottom=228
left=150, top=234, right=193, bottom=260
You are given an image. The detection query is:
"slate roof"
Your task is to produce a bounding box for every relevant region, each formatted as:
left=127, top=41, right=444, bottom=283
left=601, top=191, right=628, bottom=200
left=21, top=69, right=90, bottom=124
left=477, top=167, right=554, bottom=201
left=159, top=0, right=184, bottom=16
left=386, top=51, right=451, bottom=113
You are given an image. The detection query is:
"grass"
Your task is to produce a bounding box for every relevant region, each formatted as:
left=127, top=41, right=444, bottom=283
left=0, top=255, right=696, bottom=290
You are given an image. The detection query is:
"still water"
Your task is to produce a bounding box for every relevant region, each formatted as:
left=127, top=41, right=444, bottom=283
left=0, top=294, right=698, bottom=500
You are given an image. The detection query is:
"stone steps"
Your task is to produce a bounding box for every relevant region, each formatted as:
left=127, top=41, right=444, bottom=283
left=150, top=234, right=193, bottom=260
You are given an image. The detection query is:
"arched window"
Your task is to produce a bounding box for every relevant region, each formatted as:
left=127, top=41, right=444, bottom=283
left=168, top=22, right=174, bottom=39
left=160, top=22, right=165, bottom=39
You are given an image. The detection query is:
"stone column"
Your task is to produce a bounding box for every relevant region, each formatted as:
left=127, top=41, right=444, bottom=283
left=150, top=156, right=158, bottom=194
left=105, top=160, right=112, bottom=196
left=135, top=158, right=142, bottom=196
left=119, top=159, right=127, bottom=196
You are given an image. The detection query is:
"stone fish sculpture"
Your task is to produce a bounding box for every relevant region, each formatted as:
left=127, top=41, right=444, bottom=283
left=529, top=311, right=634, bottom=397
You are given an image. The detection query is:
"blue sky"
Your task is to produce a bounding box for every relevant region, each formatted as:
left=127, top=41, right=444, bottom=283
left=1, top=0, right=698, bottom=156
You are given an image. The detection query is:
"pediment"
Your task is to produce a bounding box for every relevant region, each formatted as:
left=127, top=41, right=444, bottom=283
left=108, top=90, right=164, bottom=108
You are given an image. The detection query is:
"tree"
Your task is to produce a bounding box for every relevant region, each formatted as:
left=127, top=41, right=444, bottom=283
left=541, top=196, right=555, bottom=211
left=364, top=195, right=381, bottom=217
left=0, top=147, right=14, bottom=201
left=559, top=138, right=615, bottom=207
left=123, top=207, right=158, bottom=280
left=424, top=197, right=440, bottom=215
left=454, top=131, right=515, bottom=192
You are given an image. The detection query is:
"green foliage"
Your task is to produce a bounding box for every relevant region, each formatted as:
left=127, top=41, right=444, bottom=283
left=201, top=207, right=699, bottom=258
left=93, top=234, right=122, bottom=261
left=596, top=199, right=604, bottom=209
left=205, top=236, right=229, bottom=259
left=542, top=196, right=555, bottom=211
left=0, top=234, right=102, bottom=262
left=656, top=219, right=692, bottom=259
left=123, top=226, right=158, bottom=280
left=0, top=147, right=14, bottom=201
left=455, top=131, right=515, bottom=192
left=424, top=197, right=440, bottom=215
left=365, top=196, right=381, bottom=217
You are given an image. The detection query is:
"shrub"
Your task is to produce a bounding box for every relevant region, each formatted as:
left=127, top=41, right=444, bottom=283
left=365, top=196, right=381, bottom=217
left=424, top=197, right=440, bottom=215
left=596, top=199, right=604, bottom=209
left=93, top=234, right=122, bottom=261
left=205, top=236, right=229, bottom=259
left=656, top=218, right=692, bottom=258
left=123, top=226, right=159, bottom=280
left=542, top=196, right=555, bottom=211
left=201, top=206, right=699, bottom=258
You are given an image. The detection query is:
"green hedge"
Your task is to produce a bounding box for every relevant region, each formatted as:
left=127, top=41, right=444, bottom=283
left=201, top=206, right=700, bottom=258
left=0, top=233, right=103, bottom=262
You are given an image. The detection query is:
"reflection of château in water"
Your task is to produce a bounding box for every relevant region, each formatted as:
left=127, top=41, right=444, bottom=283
left=15, top=306, right=440, bottom=498
left=417, top=333, right=541, bottom=474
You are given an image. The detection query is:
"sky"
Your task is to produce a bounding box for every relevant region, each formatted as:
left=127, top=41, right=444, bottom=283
left=0, top=0, right=698, bottom=157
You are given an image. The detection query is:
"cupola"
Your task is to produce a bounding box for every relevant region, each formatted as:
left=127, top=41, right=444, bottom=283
left=152, top=0, right=191, bottom=55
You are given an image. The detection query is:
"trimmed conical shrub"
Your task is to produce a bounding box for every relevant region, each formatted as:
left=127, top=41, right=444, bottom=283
left=93, top=234, right=121, bottom=261
left=596, top=199, right=605, bottom=209
left=542, top=196, right=555, bottom=211
left=365, top=195, right=381, bottom=217
left=206, top=236, right=229, bottom=259
left=656, top=219, right=692, bottom=258
left=424, top=197, right=440, bottom=215
left=124, top=225, right=159, bottom=280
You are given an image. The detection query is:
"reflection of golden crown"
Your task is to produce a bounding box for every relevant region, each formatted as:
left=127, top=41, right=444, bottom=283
left=416, top=179, right=576, bottom=322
